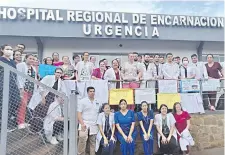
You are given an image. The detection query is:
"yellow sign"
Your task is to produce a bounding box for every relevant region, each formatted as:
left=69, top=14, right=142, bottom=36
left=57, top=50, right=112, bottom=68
left=157, top=93, right=181, bottom=109
left=109, top=89, right=134, bottom=105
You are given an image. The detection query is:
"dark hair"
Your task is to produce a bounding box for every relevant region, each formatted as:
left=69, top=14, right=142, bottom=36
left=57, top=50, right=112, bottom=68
left=132, top=52, right=138, bottom=55
left=154, top=54, right=160, bottom=57
left=83, top=52, right=89, bottom=56
left=176, top=56, right=180, bottom=59
left=87, top=86, right=95, bottom=92
left=191, top=54, right=198, bottom=58
left=25, top=53, right=34, bottom=60
left=158, top=104, right=168, bottom=113
left=99, top=103, right=110, bottom=113
left=62, top=56, right=69, bottom=60
left=90, top=56, right=95, bottom=60
left=13, top=50, right=21, bottom=60
left=138, top=54, right=142, bottom=57
left=99, top=59, right=105, bottom=66
left=172, top=102, right=183, bottom=114
left=0, top=44, right=11, bottom=56
left=182, top=57, right=188, bottom=62
left=102, top=58, right=106, bottom=61
left=159, top=55, right=164, bottom=58
left=206, top=54, right=214, bottom=58
left=17, top=44, right=26, bottom=49
left=73, top=54, right=80, bottom=60
left=140, top=101, right=150, bottom=115
left=55, top=68, right=63, bottom=73
left=52, top=52, right=59, bottom=57
left=119, top=99, right=127, bottom=105
left=144, top=53, right=150, bottom=57
left=112, top=59, right=119, bottom=65
left=44, top=57, right=53, bottom=65
left=166, top=53, right=173, bottom=57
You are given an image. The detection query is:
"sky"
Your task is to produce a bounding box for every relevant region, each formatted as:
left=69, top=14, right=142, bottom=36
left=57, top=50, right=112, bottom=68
left=0, top=0, right=224, bottom=17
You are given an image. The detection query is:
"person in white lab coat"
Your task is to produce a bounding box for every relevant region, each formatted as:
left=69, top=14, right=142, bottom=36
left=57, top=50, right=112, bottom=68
left=162, top=53, right=180, bottom=80
left=44, top=95, right=64, bottom=145
left=180, top=57, right=196, bottom=79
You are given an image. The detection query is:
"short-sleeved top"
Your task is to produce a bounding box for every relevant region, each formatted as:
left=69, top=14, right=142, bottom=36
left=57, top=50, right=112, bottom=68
left=137, top=110, right=154, bottom=134
left=92, top=68, right=105, bottom=79
left=75, top=61, right=93, bottom=80
left=121, top=62, right=141, bottom=80
left=53, top=61, right=63, bottom=66
left=173, top=111, right=191, bottom=134
left=114, top=110, right=135, bottom=135
left=205, top=62, right=223, bottom=79
left=61, top=65, right=75, bottom=78
left=77, top=97, right=101, bottom=124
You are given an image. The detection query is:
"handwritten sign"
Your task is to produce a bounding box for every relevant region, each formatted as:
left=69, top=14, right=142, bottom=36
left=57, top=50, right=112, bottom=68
left=202, top=79, right=220, bottom=91
left=158, top=80, right=178, bottom=93
left=180, top=79, right=200, bottom=93
left=135, top=88, right=156, bottom=104
left=109, top=88, right=134, bottom=105
left=39, top=64, right=56, bottom=78
left=157, top=93, right=181, bottom=109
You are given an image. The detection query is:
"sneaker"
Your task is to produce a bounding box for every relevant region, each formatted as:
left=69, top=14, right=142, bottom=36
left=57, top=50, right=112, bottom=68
left=56, top=134, right=64, bottom=141
left=49, top=136, right=59, bottom=145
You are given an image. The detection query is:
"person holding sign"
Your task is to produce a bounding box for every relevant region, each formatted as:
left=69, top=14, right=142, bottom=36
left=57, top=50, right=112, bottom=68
left=180, top=57, right=196, bottom=79
left=137, top=101, right=154, bottom=155
left=114, top=99, right=137, bottom=155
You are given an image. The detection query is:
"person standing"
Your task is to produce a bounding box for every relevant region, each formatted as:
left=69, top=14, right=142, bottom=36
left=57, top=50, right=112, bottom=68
left=92, top=60, right=106, bottom=80
left=60, top=56, right=75, bottom=80
left=77, top=87, right=101, bottom=155
left=13, top=50, right=22, bottom=65
left=114, top=99, right=137, bottom=155
left=52, top=52, right=63, bottom=66
left=75, top=52, right=94, bottom=81
left=162, top=53, right=180, bottom=80
left=44, top=57, right=53, bottom=65
left=191, top=54, right=208, bottom=80
left=137, top=101, right=154, bottom=155
left=180, top=57, right=196, bottom=79
left=205, top=54, right=224, bottom=111
left=16, top=44, right=26, bottom=54
left=95, top=103, right=116, bottom=155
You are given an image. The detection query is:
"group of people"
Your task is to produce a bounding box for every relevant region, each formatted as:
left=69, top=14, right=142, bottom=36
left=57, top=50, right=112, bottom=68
left=77, top=86, right=194, bottom=155
left=0, top=43, right=223, bottom=155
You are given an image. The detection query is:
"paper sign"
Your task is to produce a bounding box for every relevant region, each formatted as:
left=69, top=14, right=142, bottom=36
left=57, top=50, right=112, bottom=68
left=157, top=93, right=181, bottom=109
left=109, top=88, right=134, bottom=105
left=135, top=88, right=156, bottom=104
left=158, top=80, right=178, bottom=93
left=180, top=79, right=200, bottom=93
left=39, top=64, right=57, bottom=78
left=202, top=79, right=220, bottom=91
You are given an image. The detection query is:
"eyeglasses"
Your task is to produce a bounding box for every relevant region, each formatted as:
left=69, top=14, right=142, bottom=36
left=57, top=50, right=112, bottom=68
left=56, top=72, right=63, bottom=74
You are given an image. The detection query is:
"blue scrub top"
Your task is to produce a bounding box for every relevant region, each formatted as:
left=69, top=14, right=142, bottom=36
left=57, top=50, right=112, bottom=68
left=114, top=110, right=136, bottom=135
left=137, top=110, right=154, bottom=135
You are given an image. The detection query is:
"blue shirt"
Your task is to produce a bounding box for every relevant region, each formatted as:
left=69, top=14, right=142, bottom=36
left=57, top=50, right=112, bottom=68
left=114, top=110, right=135, bottom=135
left=137, top=110, right=154, bottom=134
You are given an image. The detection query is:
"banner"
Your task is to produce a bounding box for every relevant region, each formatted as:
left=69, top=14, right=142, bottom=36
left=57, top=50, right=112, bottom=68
left=39, top=64, right=57, bottom=78
left=135, top=88, right=156, bottom=104
left=158, top=80, right=178, bottom=93
left=202, top=79, right=221, bottom=91
left=109, top=89, right=134, bottom=105
left=157, top=93, right=181, bottom=109
left=180, top=79, right=200, bottom=93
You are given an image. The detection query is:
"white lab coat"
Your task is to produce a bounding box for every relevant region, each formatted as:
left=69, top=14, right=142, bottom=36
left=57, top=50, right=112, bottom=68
left=153, top=63, right=164, bottom=79
left=44, top=100, right=63, bottom=137
left=162, top=62, right=180, bottom=79
left=140, top=62, right=155, bottom=88
left=104, top=68, right=122, bottom=89
left=95, top=112, right=115, bottom=152
left=154, top=113, right=177, bottom=147
left=179, top=129, right=195, bottom=151
left=28, top=75, right=67, bottom=110
left=180, top=65, right=196, bottom=79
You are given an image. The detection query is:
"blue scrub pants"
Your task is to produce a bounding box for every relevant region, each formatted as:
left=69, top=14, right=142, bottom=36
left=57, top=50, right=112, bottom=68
left=100, top=138, right=116, bottom=155
left=141, top=134, right=154, bottom=155
left=117, top=134, right=136, bottom=155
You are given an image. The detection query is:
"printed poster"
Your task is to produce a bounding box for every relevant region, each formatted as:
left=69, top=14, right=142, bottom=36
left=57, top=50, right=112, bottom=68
left=39, top=64, right=56, bottom=78
left=202, top=79, right=221, bottom=91
left=180, top=79, right=200, bottom=93
left=158, top=80, right=178, bottom=93
left=109, top=88, right=134, bottom=105
left=157, top=93, right=181, bottom=109
left=135, top=88, right=156, bottom=104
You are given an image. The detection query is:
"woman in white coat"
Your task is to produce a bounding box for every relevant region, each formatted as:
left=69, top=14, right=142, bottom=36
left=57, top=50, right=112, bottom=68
left=17, top=54, right=38, bottom=129
left=154, top=104, right=180, bottom=155
left=44, top=95, right=64, bottom=145
left=95, top=103, right=116, bottom=155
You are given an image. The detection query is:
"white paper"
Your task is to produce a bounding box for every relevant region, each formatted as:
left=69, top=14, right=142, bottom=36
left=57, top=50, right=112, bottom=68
left=202, top=79, right=220, bottom=91
left=158, top=80, right=178, bottom=93
left=180, top=79, right=200, bottom=92
left=135, top=88, right=156, bottom=104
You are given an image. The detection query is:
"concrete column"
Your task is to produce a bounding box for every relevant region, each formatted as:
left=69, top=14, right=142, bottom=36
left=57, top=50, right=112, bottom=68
left=35, top=37, right=44, bottom=63
left=197, top=41, right=205, bottom=61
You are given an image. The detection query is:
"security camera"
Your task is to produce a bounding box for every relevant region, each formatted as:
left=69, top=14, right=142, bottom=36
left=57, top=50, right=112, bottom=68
left=119, top=44, right=123, bottom=47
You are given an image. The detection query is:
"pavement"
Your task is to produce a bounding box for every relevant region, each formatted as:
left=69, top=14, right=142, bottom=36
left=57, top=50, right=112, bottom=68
left=192, top=147, right=224, bottom=155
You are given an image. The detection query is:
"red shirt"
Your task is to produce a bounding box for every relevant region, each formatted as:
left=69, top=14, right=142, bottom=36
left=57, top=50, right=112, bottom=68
left=92, top=68, right=105, bottom=79
left=205, top=62, right=222, bottom=79
left=53, top=61, right=64, bottom=66
left=173, top=111, right=191, bottom=134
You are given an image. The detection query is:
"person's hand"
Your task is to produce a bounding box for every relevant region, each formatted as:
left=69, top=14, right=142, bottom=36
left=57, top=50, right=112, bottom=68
left=166, top=136, right=171, bottom=143
left=20, top=88, right=24, bottom=97
left=143, top=133, right=149, bottom=141
left=103, top=137, right=109, bottom=146
left=123, top=135, right=128, bottom=142
left=110, top=136, right=116, bottom=143
left=127, top=135, right=133, bottom=143
left=81, top=124, right=86, bottom=132
left=41, top=97, right=46, bottom=105
left=161, top=136, right=167, bottom=144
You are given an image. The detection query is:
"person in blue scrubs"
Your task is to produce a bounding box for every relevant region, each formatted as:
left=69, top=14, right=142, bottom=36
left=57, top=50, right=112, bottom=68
left=114, top=99, right=137, bottom=155
left=137, top=101, right=154, bottom=155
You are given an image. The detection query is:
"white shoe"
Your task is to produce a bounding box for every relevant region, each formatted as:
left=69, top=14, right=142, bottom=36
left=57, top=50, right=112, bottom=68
left=18, top=123, right=30, bottom=129
left=49, top=137, right=59, bottom=145
left=56, top=134, right=64, bottom=141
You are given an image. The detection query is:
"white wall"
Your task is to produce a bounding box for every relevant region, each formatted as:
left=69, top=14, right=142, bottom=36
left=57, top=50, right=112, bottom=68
left=0, top=36, right=38, bottom=52
left=42, top=38, right=199, bottom=60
